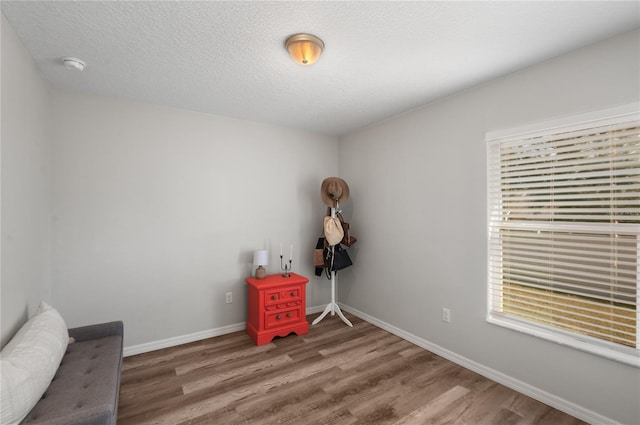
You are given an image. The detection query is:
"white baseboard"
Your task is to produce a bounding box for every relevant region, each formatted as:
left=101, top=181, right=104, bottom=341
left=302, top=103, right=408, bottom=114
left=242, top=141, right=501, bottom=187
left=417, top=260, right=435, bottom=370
left=338, top=303, right=617, bottom=425
left=306, top=304, right=327, bottom=315
left=123, top=322, right=246, bottom=357
left=123, top=305, right=328, bottom=357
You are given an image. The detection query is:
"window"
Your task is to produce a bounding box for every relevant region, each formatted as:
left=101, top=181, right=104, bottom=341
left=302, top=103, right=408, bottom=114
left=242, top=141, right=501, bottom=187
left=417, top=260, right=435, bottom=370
left=486, top=104, right=639, bottom=367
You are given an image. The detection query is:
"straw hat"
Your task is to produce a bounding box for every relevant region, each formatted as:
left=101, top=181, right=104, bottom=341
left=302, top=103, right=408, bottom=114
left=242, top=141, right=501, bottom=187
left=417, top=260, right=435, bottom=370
left=321, top=177, right=350, bottom=208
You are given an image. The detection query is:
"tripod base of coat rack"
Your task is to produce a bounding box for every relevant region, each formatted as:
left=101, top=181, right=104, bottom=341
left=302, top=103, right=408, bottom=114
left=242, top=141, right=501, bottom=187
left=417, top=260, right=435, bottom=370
left=312, top=301, right=352, bottom=327
left=312, top=270, right=353, bottom=327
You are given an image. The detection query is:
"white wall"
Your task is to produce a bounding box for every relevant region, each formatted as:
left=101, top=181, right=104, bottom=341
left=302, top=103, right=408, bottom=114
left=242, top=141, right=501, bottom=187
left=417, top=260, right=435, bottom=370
left=0, top=14, right=52, bottom=347
left=49, top=90, right=338, bottom=348
left=339, top=29, right=640, bottom=425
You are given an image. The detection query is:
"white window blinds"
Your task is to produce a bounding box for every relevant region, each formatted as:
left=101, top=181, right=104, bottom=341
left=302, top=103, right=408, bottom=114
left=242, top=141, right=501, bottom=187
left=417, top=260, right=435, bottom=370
left=487, top=105, right=640, bottom=366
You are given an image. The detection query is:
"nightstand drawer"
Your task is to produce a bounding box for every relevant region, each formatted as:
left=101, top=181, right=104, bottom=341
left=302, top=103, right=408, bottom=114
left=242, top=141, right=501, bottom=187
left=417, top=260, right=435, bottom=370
left=264, top=286, right=302, bottom=307
left=264, top=307, right=302, bottom=329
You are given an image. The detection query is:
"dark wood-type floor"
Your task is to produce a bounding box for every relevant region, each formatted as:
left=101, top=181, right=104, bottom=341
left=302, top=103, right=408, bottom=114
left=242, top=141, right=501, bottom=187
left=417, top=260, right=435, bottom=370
left=118, top=312, right=585, bottom=425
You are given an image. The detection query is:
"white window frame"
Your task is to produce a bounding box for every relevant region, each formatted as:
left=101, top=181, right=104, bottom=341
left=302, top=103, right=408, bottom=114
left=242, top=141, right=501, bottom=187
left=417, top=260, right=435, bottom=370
left=486, top=103, right=640, bottom=367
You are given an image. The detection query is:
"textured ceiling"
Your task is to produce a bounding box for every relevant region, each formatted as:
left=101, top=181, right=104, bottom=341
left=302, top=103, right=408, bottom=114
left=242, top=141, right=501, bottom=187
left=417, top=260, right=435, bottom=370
left=2, top=1, right=639, bottom=137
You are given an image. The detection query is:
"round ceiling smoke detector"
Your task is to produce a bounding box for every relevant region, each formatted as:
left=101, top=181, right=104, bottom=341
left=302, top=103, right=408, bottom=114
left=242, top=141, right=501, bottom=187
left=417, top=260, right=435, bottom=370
left=61, top=57, right=86, bottom=71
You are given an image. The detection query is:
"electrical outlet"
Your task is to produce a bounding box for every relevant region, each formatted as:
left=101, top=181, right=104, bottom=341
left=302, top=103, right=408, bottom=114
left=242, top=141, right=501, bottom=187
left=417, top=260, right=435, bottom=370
left=225, top=292, right=233, bottom=304
left=442, top=307, right=451, bottom=323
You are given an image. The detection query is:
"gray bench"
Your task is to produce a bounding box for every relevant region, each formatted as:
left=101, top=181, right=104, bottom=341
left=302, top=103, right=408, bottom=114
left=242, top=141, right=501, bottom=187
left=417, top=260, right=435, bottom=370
left=20, top=321, right=123, bottom=425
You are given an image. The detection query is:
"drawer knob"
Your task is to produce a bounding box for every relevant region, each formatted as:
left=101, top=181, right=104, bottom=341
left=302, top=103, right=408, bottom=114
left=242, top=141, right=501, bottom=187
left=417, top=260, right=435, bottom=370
left=271, top=295, right=277, bottom=300
left=286, top=313, right=292, bottom=318
left=290, top=291, right=296, bottom=297
left=276, top=314, right=281, bottom=320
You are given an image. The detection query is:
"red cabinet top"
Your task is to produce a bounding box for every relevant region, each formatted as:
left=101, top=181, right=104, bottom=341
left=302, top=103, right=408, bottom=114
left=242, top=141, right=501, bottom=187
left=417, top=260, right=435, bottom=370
left=246, top=273, right=309, bottom=289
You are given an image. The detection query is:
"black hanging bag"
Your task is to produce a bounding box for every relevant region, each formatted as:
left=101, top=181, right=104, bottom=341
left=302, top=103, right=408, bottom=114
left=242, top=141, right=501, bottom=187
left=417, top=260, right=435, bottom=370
left=324, top=244, right=352, bottom=273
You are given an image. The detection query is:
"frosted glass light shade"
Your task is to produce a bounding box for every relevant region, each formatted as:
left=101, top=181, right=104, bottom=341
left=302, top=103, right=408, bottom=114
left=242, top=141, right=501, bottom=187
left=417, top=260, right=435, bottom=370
left=285, top=34, right=324, bottom=66
left=253, top=250, right=268, bottom=266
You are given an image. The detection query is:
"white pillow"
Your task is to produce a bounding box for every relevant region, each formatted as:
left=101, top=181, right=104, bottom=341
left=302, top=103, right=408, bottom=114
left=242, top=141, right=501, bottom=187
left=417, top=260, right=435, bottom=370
left=0, top=302, right=68, bottom=425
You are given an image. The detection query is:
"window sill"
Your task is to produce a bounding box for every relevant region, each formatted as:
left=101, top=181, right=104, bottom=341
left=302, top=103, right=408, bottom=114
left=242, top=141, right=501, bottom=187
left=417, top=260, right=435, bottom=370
left=487, top=313, right=640, bottom=368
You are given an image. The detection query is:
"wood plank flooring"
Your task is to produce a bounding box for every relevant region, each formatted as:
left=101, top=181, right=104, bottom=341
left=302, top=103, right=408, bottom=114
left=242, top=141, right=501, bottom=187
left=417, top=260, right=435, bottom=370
left=118, top=312, right=585, bottom=425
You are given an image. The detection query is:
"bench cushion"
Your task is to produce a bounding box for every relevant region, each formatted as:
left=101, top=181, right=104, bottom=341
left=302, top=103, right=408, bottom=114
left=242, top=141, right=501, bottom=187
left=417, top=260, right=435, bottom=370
left=20, top=334, right=123, bottom=425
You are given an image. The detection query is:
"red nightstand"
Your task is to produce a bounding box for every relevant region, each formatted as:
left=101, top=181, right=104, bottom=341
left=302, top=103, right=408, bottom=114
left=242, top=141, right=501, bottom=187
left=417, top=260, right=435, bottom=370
left=246, top=273, right=309, bottom=345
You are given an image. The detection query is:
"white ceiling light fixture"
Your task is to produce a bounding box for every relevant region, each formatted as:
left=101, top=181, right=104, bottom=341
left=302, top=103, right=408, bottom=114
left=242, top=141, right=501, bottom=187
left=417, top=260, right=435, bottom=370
left=285, top=34, right=324, bottom=66
left=61, top=57, right=86, bottom=71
